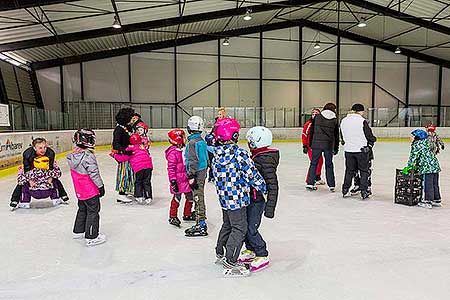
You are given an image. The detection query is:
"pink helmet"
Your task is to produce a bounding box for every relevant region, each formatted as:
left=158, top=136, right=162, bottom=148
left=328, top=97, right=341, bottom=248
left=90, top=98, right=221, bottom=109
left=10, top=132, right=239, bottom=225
left=214, top=117, right=241, bottom=142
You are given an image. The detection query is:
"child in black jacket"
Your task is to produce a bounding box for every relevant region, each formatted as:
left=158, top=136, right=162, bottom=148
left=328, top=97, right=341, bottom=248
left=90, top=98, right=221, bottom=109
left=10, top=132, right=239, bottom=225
left=239, top=126, right=280, bottom=272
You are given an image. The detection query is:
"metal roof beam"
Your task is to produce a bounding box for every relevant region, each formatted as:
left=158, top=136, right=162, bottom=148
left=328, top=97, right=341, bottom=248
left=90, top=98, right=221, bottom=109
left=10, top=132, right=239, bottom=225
left=0, top=0, right=79, bottom=12
left=31, top=17, right=450, bottom=70
left=345, top=0, right=450, bottom=37
left=0, top=0, right=328, bottom=52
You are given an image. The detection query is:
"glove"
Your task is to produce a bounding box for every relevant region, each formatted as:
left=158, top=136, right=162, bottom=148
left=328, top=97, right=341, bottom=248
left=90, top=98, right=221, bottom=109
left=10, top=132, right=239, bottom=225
left=302, top=146, right=308, bottom=154
left=264, top=206, right=275, bottom=219
left=170, top=179, right=179, bottom=193
left=333, top=149, right=339, bottom=155
left=361, top=146, right=370, bottom=153
left=189, top=178, right=199, bottom=190
left=98, top=185, right=105, bottom=198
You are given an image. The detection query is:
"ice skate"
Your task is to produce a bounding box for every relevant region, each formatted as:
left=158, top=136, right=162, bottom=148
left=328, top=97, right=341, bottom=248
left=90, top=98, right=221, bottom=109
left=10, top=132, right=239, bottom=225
left=169, top=217, right=181, bottom=228
left=52, top=198, right=63, bottom=206
left=73, top=232, right=84, bottom=239
left=329, top=187, right=336, bottom=193
left=135, top=197, right=145, bottom=204
left=117, top=194, right=133, bottom=203
left=215, top=254, right=225, bottom=265
left=183, top=212, right=196, bottom=222
left=184, top=222, right=208, bottom=237
left=315, top=179, right=326, bottom=185
left=17, top=202, right=31, bottom=209
left=9, top=201, right=19, bottom=211
left=144, top=198, right=152, bottom=205
left=432, top=200, right=442, bottom=207
left=361, top=191, right=370, bottom=200
left=238, top=249, right=256, bottom=264
left=222, top=259, right=250, bottom=278
left=350, top=186, right=360, bottom=195
left=418, top=201, right=433, bottom=209
left=306, top=184, right=317, bottom=191
left=342, top=189, right=350, bottom=198
left=61, top=195, right=70, bottom=203
left=250, top=256, right=270, bottom=272
left=86, top=233, right=106, bottom=247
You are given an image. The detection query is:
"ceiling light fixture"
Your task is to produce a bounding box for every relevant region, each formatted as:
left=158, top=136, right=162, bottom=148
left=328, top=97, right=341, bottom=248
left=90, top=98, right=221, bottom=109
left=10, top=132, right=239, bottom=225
left=357, top=17, right=367, bottom=28
left=222, top=37, right=230, bottom=46
left=394, top=46, right=401, bottom=54
left=112, top=15, right=121, bottom=29
left=243, top=8, right=252, bottom=21
left=313, top=41, right=321, bottom=49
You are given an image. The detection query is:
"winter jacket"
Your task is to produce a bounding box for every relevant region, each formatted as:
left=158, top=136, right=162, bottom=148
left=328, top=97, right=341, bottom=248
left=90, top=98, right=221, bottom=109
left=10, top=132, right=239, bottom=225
left=185, top=133, right=208, bottom=177
left=112, top=125, right=132, bottom=155
left=309, top=110, right=339, bottom=152
left=251, top=147, right=280, bottom=218
left=165, top=145, right=191, bottom=194
left=428, top=132, right=444, bottom=155
left=212, top=144, right=266, bottom=210
left=125, top=145, right=153, bottom=173
left=340, top=113, right=377, bottom=153
left=302, top=119, right=313, bottom=147
left=23, top=147, right=56, bottom=173
left=407, top=139, right=441, bottom=175
left=67, top=148, right=104, bottom=201
left=17, top=164, right=61, bottom=190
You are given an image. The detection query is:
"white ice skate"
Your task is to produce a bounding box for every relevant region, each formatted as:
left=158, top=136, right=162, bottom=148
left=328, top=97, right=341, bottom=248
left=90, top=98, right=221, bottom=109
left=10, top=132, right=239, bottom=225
left=86, top=233, right=106, bottom=247
left=250, top=256, right=270, bottom=272
left=315, top=180, right=326, bottom=185
left=135, top=197, right=145, bottom=204
left=238, top=249, right=256, bottom=264
left=73, top=232, right=84, bottom=239
left=223, top=263, right=251, bottom=278
left=117, top=194, right=133, bottom=203
left=17, top=202, right=30, bottom=209
left=432, top=201, right=442, bottom=207
left=418, top=201, right=433, bottom=209
left=52, top=198, right=63, bottom=206
left=144, top=198, right=152, bottom=205
left=214, top=254, right=225, bottom=265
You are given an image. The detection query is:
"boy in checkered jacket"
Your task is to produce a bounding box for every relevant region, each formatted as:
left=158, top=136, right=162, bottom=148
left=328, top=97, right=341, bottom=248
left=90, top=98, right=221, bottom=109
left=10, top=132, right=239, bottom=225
left=212, top=118, right=267, bottom=277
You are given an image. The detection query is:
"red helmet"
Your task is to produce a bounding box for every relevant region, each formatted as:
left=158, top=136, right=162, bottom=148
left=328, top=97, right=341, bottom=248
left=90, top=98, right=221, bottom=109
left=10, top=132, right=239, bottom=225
left=426, top=124, right=436, bottom=132
left=129, top=133, right=142, bottom=145
left=168, top=128, right=186, bottom=146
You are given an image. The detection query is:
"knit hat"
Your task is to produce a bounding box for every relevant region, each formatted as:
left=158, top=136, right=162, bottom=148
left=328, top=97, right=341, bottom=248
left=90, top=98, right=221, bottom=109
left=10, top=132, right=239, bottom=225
left=351, top=103, right=365, bottom=112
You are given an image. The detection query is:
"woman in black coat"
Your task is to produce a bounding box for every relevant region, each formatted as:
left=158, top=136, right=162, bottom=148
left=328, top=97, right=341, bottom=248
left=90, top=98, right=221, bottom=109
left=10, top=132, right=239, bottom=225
left=112, top=107, right=135, bottom=203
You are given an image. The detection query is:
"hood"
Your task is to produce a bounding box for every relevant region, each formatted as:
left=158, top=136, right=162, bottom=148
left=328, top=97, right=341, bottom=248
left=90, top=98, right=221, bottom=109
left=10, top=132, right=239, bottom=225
left=252, top=148, right=280, bottom=164
left=321, top=110, right=336, bottom=120
left=188, top=133, right=201, bottom=141
left=165, top=145, right=183, bottom=156
left=67, top=148, right=87, bottom=170
left=214, top=144, right=238, bottom=165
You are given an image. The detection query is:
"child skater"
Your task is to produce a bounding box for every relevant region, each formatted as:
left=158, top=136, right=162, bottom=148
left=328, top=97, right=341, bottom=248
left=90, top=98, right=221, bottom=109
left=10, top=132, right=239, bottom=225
left=184, top=116, right=209, bottom=237
left=238, top=126, right=279, bottom=272
left=406, top=129, right=441, bottom=209
left=165, top=129, right=194, bottom=227
left=67, top=129, right=106, bottom=247
left=212, top=118, right=267, bottom=277
left=10, top=137, right=69, bottom=210
left=426, top=124, right=444, bottom=156
left=302, top=108, right=324, bottom=185
left=111, top=133, right=153, bottom=204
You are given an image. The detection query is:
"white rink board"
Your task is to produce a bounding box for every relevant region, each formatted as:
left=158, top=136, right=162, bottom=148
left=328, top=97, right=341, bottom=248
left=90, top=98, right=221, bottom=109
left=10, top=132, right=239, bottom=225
left=1, top=142, right=450, bottom=300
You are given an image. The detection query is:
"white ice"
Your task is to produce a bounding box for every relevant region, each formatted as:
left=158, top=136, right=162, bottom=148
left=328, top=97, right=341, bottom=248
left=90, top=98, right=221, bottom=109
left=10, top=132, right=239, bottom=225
left=2, top=142, right=450, bottom=300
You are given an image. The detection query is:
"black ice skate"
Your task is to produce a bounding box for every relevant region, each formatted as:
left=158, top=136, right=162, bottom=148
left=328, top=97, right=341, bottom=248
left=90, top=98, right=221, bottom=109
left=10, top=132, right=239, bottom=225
left=183, top=212, right=196, bottom=222
left=9, top=200, right=18, bottom=211
left=169, top=217, right=181, bottom=228
left=306, top=184, right=317, bottom=191
left=184, top=223, right=208, bottom=237
left=350, top=186, right=360, bottom=195
left=361, top=190, right=370, bottom=200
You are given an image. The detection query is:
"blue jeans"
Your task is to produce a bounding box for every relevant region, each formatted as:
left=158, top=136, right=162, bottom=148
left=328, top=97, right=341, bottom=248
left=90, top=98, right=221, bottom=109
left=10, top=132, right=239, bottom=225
left=307, top=148, right=335, bottom=187
left=245, top=200, right=268, bottom=257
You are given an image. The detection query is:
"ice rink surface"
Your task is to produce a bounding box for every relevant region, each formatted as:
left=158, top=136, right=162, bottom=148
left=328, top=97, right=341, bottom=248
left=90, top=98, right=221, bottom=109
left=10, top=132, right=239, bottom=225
left=2, top=142, right=450, bottom=300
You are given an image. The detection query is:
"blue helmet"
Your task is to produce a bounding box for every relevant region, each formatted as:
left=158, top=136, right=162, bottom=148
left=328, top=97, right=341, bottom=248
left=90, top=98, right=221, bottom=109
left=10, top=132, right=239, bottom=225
left=411, top=129, right=428, bottom=140
left=246, top=126, right=273, bottom=149
left=205, top=133, right=215, bottom=145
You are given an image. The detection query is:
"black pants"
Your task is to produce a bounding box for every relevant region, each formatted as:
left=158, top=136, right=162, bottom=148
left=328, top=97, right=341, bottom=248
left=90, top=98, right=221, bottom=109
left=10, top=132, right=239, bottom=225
left=134, top=168, right=153, bottom=199
left=424, top=173, right=441, bottom=202
left=354, top=160, right=372, bottom=189
left=10, top=178, right=67, bottom=202
left=216, top=208, right=248, bottom=263
left=307, top=148, right=335, bottom=187
left=73, top=196, right=101, bottom=239
left=207, top=152, right=214, bottom=180
left=342, top=152, right=370, bottom=193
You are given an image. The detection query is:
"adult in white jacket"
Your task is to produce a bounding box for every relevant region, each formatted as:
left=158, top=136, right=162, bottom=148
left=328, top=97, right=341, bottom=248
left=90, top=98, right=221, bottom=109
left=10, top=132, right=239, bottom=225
left=340, top=103, right=377, bottom=200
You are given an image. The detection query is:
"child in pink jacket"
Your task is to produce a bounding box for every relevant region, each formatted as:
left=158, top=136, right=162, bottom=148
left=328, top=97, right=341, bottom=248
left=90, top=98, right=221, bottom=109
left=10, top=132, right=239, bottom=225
left=112, top=133, right=153, bottom=204
left=67, top=129, right=106, bottom=247
left=166, top=129, right=194, bottom=228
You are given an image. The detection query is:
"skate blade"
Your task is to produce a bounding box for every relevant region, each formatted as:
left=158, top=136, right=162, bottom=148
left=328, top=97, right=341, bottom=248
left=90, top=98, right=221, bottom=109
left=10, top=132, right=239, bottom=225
left=250, top=262, right=270, bottom=272
left=237, top=258, right=254, bottom=264
left=86, top=239, right=106, bottom=247
left=184, top=233, right=208, bottom=238
left=223, top=269, right=251, bottom=278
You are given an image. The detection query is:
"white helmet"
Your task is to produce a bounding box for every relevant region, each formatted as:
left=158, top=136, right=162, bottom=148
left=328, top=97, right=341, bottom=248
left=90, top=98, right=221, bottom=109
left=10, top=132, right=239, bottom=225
left=246, top=126, right=273, bottom=149
left=187, top=116, right=204, bottom=133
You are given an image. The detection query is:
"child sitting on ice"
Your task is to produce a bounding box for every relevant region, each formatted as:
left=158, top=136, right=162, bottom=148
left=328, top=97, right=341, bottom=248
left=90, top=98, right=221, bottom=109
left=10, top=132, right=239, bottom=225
left=111, top=133, right=153, bottom=204
left=165, top=128, right=194, bottom=228
left=212, top=117, right=267, bottom=277
left=14, top=155, right=63, bottom=210
left=406, top=129, right=441, bottom=209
